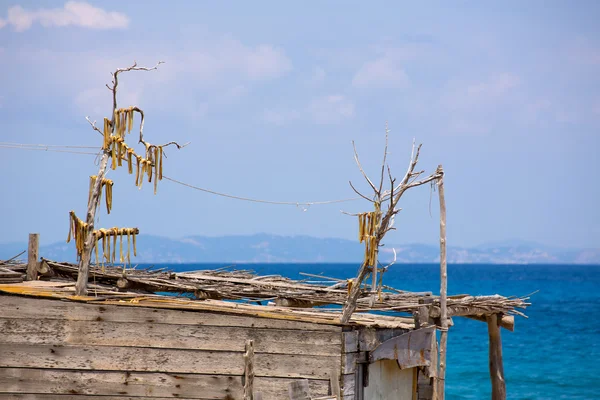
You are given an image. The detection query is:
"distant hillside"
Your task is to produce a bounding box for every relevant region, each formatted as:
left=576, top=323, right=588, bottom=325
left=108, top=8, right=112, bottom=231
left=1, top=234, right=598, bottom=264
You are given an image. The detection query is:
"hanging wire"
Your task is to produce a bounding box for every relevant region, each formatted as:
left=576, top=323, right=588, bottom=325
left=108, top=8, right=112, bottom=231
left=1, top=142, right=361, bottom=207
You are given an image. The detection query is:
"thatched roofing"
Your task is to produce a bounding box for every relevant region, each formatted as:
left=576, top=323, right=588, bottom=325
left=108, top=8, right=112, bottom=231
left=0, top=258, right=530, bottom=329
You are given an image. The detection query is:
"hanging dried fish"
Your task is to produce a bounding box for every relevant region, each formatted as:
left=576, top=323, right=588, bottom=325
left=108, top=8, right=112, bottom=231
left=104, top=179, right=113, bottom=214
left=158, top=146, right=163, bottom=180
left=127, top=148, right=134, bottom=174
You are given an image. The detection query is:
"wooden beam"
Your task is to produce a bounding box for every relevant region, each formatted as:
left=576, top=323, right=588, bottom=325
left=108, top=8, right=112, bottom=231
left=26, top=233, right=39, bottom=281
left=467, top=314, right=514, bottom=332
left=486, top=314, right=506, bottom=400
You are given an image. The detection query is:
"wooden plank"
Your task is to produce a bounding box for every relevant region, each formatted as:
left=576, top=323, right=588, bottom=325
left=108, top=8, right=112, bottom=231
left=0, top=367, right=329, bottom=400
left=363, top=361, right=414, bottom=400
left=487, top=314, right=506, bottom=400
left=329, top=368, right=340, bottom=399
left=342, top=352, right=358, bottom=375
left=466, top=313, right=514, bottom=332
left=369, top=327, right=435, bottom=369
left=1, top=395, right=199, bottom=400
left=0, top=368, right=241, bottom=398
left=0, top=296, right=341, bottom=332
left=26, top=233, right=39, bottom=281
left=288, top=379, right=311, bottom=400
left=0, top=317, right=341, bottom=356
left=358, top=327, right=410, bottom=352
left=341, top=373, right=355, bottom=398
left=342, top=330, right=358, bottom=353
left=0, top=343, right=339, bottom=380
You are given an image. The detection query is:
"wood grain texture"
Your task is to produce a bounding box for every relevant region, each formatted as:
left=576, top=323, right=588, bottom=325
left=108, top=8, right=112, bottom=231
left=0, top=317, right=341, bottom=356
left=0, top=368, right=330, bottom=400
left=26, top=233, right=39, bottom=281
left=0, top=343, right=339, bottom=380
left=0, top=296, right=341, bottom=332
left=487, top=314, right=506, bottom=400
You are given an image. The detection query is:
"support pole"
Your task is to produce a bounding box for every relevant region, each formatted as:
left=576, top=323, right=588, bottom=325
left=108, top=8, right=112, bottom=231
left=436, top=165, right=448, bottom=400
left=487, top=313, right=506, bottom=400
left=26, top=233, right=39, bottom=281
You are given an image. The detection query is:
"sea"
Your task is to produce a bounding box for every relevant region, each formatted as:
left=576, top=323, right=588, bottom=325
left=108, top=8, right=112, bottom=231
left=159, top=262, right=600, bottom=400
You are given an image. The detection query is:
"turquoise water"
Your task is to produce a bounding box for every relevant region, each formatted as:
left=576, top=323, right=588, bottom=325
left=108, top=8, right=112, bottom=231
left=162, top=263, right=600, bottom=400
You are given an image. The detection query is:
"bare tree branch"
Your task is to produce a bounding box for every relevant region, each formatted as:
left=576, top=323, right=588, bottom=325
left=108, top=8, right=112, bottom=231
left=85, top=117, right=104, bottom=137
left=352, top=140, right=379, bottom=194
left=349, top=180, right=374, bottom=203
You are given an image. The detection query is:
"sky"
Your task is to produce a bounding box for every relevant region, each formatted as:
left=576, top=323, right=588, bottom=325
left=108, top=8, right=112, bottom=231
left=0, top=1, right=598, bottom=249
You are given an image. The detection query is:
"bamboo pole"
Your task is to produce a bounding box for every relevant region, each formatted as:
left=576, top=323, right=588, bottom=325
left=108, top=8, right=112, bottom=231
left=487, top=313, right=506, bottom=400
left=26, top=233, right=39, bottom=281
left=436, top=165, right=448, bottom=400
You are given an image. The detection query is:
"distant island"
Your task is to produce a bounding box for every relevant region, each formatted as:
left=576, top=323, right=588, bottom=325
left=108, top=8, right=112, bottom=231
left=1, top=234, right=598, bottom=264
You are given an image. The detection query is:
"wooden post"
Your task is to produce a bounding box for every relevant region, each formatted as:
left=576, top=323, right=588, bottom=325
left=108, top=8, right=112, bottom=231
left=436, top=165, right=448, bottom=400
left=75, top=151, right=110, bottom=296
left=26, top=233, right=39, bottom=281
left=243, top=339, right=255, bottom=400
left=487, top=313, right=506, bottom=400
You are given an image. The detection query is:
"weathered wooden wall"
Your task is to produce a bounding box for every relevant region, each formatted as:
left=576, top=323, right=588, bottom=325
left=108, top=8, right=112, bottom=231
left=0, top=295, right=343, bottom=400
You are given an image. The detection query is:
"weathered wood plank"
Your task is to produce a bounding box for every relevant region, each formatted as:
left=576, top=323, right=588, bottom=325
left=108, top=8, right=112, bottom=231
left=342, top=352, right=357, bottom=375
left=0, top=317, right=341, bottom=356
left=0, top=368, right=330, bottom=400
left=358, top=327, right=409, bottom=352
left=341, top=373, right=355, bottom=398
left=1, top=396, right=200, bottom=400
left=0, top=343, right=339, bottom=380
left=0, top=368, right=241, bottom=398
left=342, top=330, right=358, bottom=353
left=0, top=296, right=341, bottom=332
left=369, top=327, right=435, bottom=370
left=288, top=379, right=311, bottom=400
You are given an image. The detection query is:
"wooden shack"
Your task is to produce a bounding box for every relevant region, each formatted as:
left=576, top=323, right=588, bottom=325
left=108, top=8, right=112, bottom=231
left=0, top=257, right=529, bottom=400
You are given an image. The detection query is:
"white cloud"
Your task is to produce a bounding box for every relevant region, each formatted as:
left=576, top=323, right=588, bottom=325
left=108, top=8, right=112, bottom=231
left=0, top=18, right=6, bottom=29
left=352, top=57, right=410, bottom=89
left=309, top=95, right=354, bottom=124
left=2, top=2, right=129, bottom=32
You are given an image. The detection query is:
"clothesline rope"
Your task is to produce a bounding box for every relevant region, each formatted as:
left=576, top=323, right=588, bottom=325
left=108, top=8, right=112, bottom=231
left=1, top=142, right=361, bottom=207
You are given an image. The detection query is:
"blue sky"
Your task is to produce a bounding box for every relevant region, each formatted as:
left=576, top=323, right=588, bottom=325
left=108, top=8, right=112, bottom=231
left=0, top=1, right=598, bottom=248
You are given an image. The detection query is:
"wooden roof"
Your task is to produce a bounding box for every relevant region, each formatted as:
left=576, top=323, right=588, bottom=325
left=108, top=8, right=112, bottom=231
left=0, top=258, right=530, bottom=330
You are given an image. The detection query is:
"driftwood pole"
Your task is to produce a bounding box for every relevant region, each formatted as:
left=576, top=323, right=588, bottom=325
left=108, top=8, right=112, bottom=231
left=436, top=165, right=448, bottom=400
left=26, top=233, right=39, bottom=281
left=487, top=313, right=506, bottom=400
